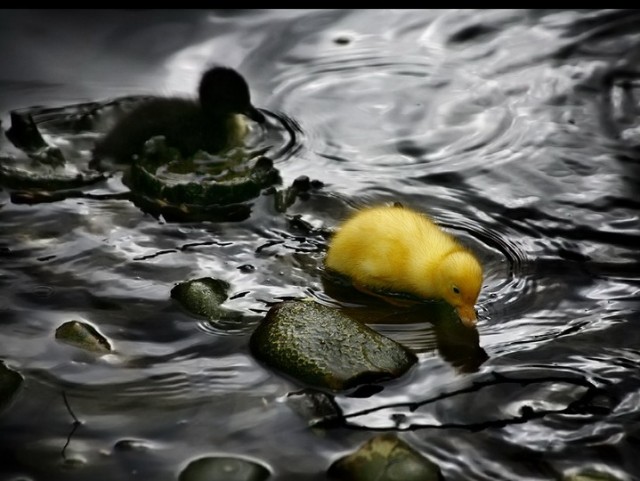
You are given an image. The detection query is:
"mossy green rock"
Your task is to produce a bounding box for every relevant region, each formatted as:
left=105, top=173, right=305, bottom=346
left=328, top=434, right=443, bottom=481
left=562, top=470, right=623, bottom=481
left=55, top=320, right=112, bottom=353
left=0, top=362, right=23, bottom=412
left=126, top=141, right=281, bottom=207
left=125, top=156, right=279, bottom=223
left=250, top=300, right=417, bottom=390
left=179, top=456, right=270, bottom=481
left=171, top=277, right=230, bottom=320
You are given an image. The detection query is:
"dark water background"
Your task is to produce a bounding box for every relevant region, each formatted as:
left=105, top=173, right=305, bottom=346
left=1, top=9, right=640, bottom=481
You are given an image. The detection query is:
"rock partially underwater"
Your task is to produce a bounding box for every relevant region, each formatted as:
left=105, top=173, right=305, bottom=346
left=179, top=456, right=271, bottom=481
left=250, top=300, right=417, bottom=391
left=55, top=320, right=112, bottom=354
left=561, top=470, right=624, bottom=481
left=0, top=99, right=305, bottom=222
left=124, top=137, right=281, bottom=222
left=171, top=277, right=236, bottom=321
left=323, top=275, right=489, bottom=372
left=328, top=434, right=443, bottom=481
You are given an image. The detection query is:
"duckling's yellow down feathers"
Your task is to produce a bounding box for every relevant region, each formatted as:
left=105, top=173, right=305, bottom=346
left=325, top=205, right=483, bottom=327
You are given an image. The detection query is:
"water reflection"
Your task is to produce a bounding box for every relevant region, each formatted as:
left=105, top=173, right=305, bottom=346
left=1, top=8, right=640, bottom=481
left=320, top=278, right=488, bottom=373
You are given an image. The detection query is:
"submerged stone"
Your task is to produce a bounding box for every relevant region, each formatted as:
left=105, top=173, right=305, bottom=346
left=113, top=438, right=156, bottom=452
left=286, top=388, right=342, bottom=426
left=61, top=456, right=87, bottom=470
left=171, top=277, right=231, bottom=320
left=272, top=175, right=323, bottom=212
left=562, top=470, right=623, bottom=481
left=55, top=320, right=112, bottom=353
left=179, top=456, right=270, bottom=481
left=0, top=362, right=23, bottom=412
left=328, top=434, right=443, bottom=481
left=250, top=300, right=417, bottom=390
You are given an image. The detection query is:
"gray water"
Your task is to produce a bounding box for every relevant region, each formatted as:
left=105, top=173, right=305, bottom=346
left=1, top=9, right=640, bottom=481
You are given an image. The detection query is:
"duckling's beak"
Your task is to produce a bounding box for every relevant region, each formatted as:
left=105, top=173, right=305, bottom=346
left=456, top=305, right=477, bottom=328
left=244, top=105, right=266, bottom=124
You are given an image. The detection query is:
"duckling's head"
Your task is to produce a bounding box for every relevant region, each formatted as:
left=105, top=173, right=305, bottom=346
left=198, top=66, right=265, bottom=124
left=436, top=250, right=483, bottom=328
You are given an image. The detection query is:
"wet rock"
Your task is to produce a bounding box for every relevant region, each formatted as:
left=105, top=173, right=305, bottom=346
left=286, top=388, right=342, bottom=426
left=0, top=362, right=23, bottom=412
left=334, top=35, right=352, bottom=45
left=179, top=456, right=270, bottom=481
left=123, top=153, right=280, bottom=222
left=55, top=320, right=112, bottom=353
left=171, top=277, right=231, bottom=320
left=561, top=469, right=623, bottom=481
left=0, top=166, right=105, bottom=192
left=328, top=434, right=443, bottom=481
left=321, top=275, right=489, bottom=372
left=124, top=139, right=281, bottom=222
left=273, top=175, right=323, bottom=212
left=250, top=300, right=417, bottom=390
left=113, top=438, right=155, bottom=452
left=112, top=437, right=160, bottom=481
left=61, top=456, right=86, bottom=470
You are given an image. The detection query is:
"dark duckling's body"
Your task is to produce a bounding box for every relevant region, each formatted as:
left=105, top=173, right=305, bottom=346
left=92, top=66, right=265, bottom=168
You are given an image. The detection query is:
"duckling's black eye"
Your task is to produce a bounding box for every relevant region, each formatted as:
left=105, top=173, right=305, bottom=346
left=452, top=286, right=460, bottom=294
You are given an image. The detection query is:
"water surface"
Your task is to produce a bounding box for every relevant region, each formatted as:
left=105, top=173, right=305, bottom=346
left=1, top=9, right=640, bottom=481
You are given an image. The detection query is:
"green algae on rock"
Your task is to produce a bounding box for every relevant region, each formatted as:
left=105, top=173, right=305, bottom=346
left=328, top=434, right=443, bottom=481
left=179, top=456, right=270, bottom=481
left=250, top=300, right=417, bottom=391
left=171, top=277, right=232, bottom=320
left=561, top=470, right=624, bottom=481
left=55, top=320, right=112, bottom=353
left=122, top=135, right=281, bottom=222
left=127, top=157, right=280, bottom=222
left=0, top=362, right=23, bottom=412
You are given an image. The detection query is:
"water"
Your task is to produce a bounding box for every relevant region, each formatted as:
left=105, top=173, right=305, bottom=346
left=1, top=9, right=640, bottom=481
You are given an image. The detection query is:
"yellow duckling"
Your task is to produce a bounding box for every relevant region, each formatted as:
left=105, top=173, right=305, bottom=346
left=324, top=204, right=483, bottom=327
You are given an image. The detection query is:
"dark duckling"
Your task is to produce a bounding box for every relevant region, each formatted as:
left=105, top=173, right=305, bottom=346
left=92, top=66, right=265, bottom=168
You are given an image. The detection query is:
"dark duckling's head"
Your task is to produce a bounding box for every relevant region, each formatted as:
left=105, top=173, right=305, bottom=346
left=199, top=66, right=265, bottom=124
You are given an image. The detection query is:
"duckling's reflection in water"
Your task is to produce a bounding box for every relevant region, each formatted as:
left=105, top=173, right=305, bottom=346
left=322, top=278, right=488, bottom=373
